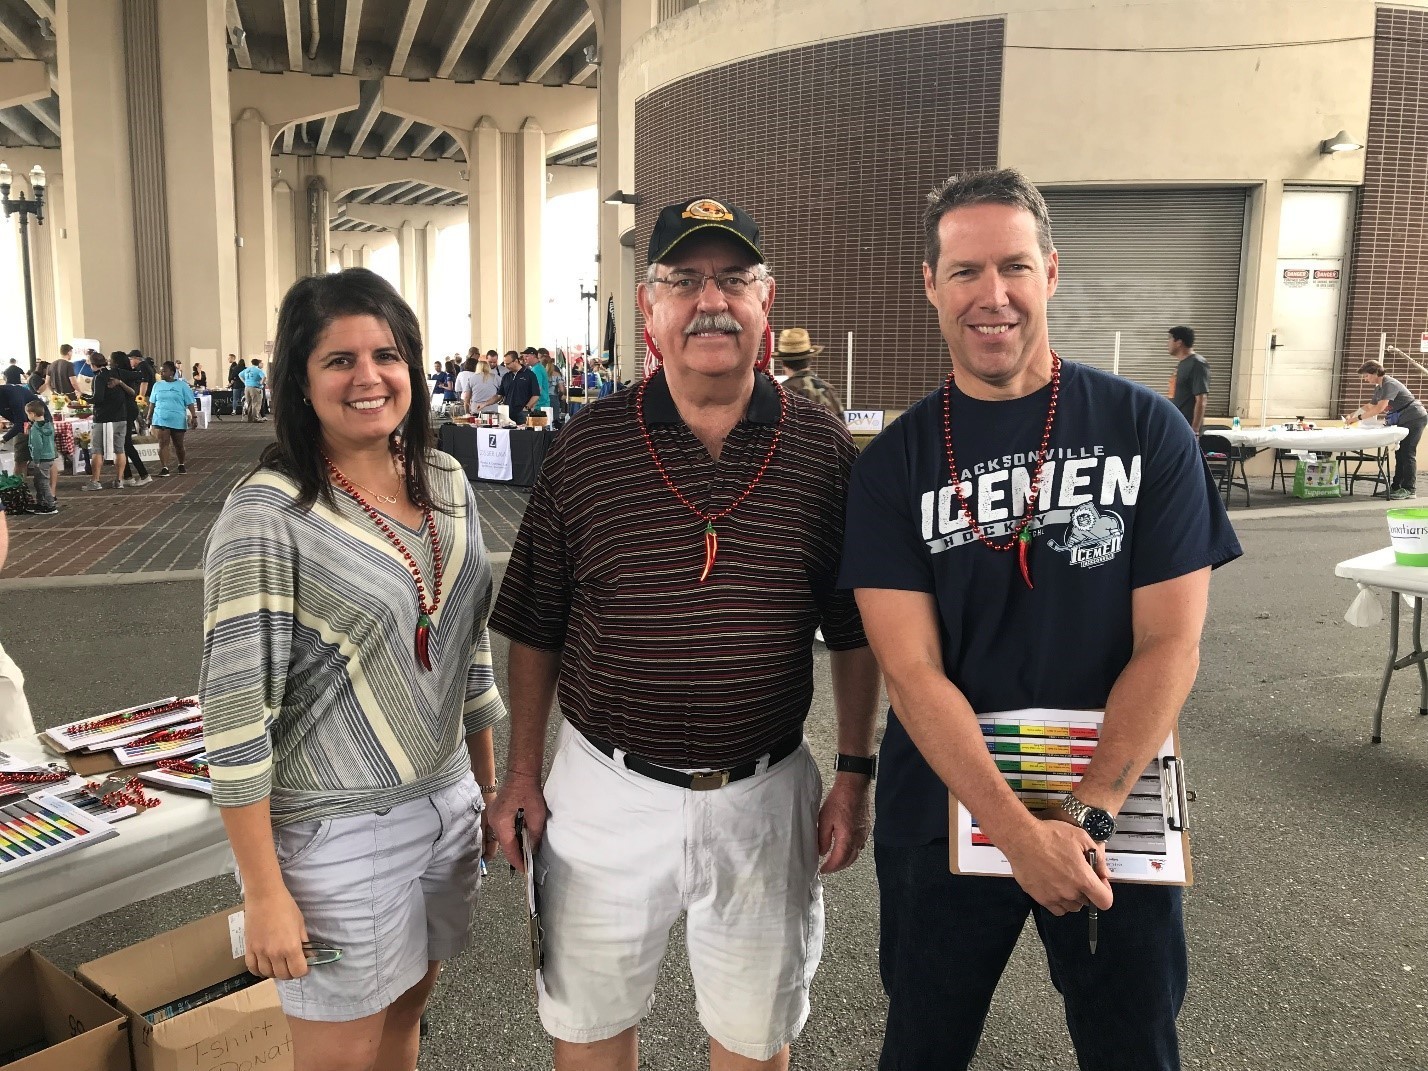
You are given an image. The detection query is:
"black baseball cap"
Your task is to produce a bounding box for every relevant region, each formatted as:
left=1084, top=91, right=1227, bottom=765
left=648, top=197, right=763, bottom=265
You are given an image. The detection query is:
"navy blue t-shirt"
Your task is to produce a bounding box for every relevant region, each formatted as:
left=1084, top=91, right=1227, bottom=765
left=839, top=360, right=1242, bottom=847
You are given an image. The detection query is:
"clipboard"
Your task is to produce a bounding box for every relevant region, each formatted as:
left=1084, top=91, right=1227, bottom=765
left=514, top=809, right=545, bottom=976
left=949, top=708, right=1193, bottom=886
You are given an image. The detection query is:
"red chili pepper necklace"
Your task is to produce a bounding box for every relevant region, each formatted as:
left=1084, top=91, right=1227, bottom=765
left=636, top=372, right=786, bottom=583
left=942, top=352, right=1062, bottom=589
left=325, top=456, right=444, bottom=670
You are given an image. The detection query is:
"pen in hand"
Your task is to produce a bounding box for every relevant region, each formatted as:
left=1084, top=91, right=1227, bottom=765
left=1084, top=848, right=1099, bottom=955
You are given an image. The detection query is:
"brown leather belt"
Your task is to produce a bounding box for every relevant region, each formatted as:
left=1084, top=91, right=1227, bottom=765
left=582, top=730, right=803, bottom=791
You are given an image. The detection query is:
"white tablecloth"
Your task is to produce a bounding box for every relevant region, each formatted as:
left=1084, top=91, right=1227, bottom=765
left=1335, top=547, right=1428, bottom=596
left=0, top=735, right=231, bottom=953
left=1216, top=426, right=1407, bottom=452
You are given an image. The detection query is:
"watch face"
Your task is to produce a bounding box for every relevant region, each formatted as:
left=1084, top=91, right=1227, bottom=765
left=1084, top=807, right=1116, bottom=843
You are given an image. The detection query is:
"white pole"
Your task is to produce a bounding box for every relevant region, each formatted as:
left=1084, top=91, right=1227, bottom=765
left=1112, top=332, right=1121, bottom=376
left=846, top=331, right=854, bottom=411
left=1379, top=331, right=1387, bottom=364
left=1261, top=333, right=1273, bottom=427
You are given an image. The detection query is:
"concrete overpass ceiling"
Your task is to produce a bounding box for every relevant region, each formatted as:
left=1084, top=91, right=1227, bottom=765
left=548, top=136, right=595, bottom=167
left=340, top=180, right=467, bottom=207
left=330, top=216, right=386, bottom=233
left=273, top=108, right=464, bottom=160
left=0, top=89, right=59, bottom=149
left=229, top=0, right=598, bottom=86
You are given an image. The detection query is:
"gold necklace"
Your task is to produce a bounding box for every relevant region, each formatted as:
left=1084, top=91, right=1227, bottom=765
left=333, top=461, right=402, bottom=505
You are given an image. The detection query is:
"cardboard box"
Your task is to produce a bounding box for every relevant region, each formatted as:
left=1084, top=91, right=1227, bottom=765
left=78, top=910, right=291, bottom=1071
left=0, top=948, right=128, bottom=1071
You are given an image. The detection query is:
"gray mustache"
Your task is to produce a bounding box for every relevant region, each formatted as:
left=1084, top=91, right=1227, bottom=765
left=684, top=313, right=743, bottom=336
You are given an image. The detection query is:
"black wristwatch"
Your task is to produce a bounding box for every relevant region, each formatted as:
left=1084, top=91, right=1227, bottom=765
left=834, top=753, right=877, bottom=779
left=1059, top=793, right=1116, bottom=842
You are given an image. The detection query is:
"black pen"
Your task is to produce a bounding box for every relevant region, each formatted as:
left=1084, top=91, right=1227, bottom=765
left=1084, top=848, right=1099, bottom=955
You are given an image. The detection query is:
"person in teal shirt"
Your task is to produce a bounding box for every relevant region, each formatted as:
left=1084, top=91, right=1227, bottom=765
left=523, top=347, right=551, bottom=410
left=149, top=361, right=199, bottom=475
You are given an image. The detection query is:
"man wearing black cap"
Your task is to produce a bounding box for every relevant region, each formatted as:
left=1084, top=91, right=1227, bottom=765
left=489, top=196, right=880, bottom=1070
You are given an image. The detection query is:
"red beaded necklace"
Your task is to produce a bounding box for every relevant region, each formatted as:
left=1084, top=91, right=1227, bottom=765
left=128, top=724, right=204, bottom=748
left=636, top=372, right=786, bottom=583
left=325, top=456, right=445, bottom=670
left=66, top=697, right=198, bottom=737
left=942, top=352, right=1062, bottom=589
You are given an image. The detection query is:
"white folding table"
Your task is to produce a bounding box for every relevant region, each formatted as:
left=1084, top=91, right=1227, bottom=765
left=0, top=734, right=231, bottom=953
left=1334, top=547, right=1428, bottom=743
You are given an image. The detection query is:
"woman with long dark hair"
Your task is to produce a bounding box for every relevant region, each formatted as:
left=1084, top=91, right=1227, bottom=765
left=199, top=268, right=505, bottom=1071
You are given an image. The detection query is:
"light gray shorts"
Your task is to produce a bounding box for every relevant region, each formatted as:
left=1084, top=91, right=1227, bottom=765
left=249, top=775, right=484, bottom=1023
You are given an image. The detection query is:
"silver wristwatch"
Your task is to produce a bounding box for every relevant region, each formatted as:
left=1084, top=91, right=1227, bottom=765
left=1059, top=792, right=1116, bottom=842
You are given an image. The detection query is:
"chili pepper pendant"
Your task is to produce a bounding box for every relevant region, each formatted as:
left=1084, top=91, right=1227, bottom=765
left=699, top=522, right=718, bottom=583
left=415, top=613, right=433, bottom=670
left=1017, top=526, right=1034, bottom=589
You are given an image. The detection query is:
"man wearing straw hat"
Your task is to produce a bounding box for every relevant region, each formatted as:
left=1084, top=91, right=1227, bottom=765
left=777, top=327, right=844, bottom=419
left=489, top=194, right=880, bottom=1071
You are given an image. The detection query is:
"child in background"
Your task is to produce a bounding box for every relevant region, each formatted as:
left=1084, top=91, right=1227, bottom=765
left=24, top=400, right=58, bottom=515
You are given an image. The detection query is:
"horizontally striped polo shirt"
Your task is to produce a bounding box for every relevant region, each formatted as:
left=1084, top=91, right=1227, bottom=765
left=199, top=453, right=506, bottom=826
left=489, top=369, right=866, bottom=767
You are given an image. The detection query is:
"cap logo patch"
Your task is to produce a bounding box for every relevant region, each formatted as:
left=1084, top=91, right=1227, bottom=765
left=681, top=199, right=734, bottom=222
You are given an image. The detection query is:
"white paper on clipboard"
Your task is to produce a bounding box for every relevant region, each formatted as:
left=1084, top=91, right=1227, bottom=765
left=951, top=707, right=1191, bottom=885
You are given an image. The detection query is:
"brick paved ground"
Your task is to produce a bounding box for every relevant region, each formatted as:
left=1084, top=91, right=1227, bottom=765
left=2, top=418, right=530, bottom=580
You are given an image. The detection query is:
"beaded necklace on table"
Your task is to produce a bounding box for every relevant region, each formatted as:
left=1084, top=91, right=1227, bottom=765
left=941, top=352, right=1062, bottom=589
left=324, top=453, right=445, bottom=670
left=636, top=334, right=784, bottom=583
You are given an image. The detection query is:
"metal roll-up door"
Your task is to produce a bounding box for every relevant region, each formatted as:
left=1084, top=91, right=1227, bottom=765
left=1040, top=188, right=1248, bottom=416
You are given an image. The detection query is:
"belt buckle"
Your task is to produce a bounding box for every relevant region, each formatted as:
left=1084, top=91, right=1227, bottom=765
left=689, top=769, right=731, bottom=791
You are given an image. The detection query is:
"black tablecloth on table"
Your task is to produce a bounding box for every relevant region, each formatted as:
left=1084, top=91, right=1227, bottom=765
left=438, top=424, right=553, bottom=487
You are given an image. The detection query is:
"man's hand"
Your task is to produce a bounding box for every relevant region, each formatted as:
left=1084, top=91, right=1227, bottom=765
left=817, top=774, right=871, bottom=874
left=997, top=812, right=1113, bottom=916
left=242, top=888, right=309, bottom=981
left=490, top=771, right=548, bottom=874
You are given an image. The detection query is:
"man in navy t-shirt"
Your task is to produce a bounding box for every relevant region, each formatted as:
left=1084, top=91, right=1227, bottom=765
left=840, top=169, right=1241, bottom=1071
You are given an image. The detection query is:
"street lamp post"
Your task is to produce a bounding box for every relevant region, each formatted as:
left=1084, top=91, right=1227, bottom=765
left=579, top=281, right=597, bottom=357
left=0, top=163, right=46, bottom=372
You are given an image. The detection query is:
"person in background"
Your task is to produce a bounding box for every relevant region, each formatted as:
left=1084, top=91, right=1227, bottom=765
left=1344, top=358, right=1428, bottom=500
left=150, top=361, right=198, bottom=476
left=1167, top=326, right=1208, bottom=435
left=74, top=349, right=95, bottom=393
left=0, top=508, right=36, bottom=737
left=776, top=328, right=844, bottom=418
left=242, top=358, right=268, bottom=422
left=25, top=361, right=50, bottom=398
left=433, top=360, right=456, bottom=407
left=0, top=379, right=47, bottom=484
left=459, top=356, right=500, bottom=417
left=228, top=355, right=245, bottom=417
left=541, top=352, right=565, bottom=424
left=112, top=352, right=153, bottom=487
left=23, top=399, right=58, bottom=515
left=191, top=363, right=209, bottom=390
left=504, top=351, right=538, bottom=426
left=3, top=360, right=20, bottom=386
left=83, top=352, right=130, bottom=490
left=523, top=347, right=550, bottom=413
left=48, top=344, right=76, bottom=397
left=201, top=267, right=505, bottom=1071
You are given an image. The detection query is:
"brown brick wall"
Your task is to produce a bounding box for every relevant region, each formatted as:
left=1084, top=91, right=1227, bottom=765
left=632, top=19, right=1004, bottom=409
left=1340, top=7, right=1428, bottom=412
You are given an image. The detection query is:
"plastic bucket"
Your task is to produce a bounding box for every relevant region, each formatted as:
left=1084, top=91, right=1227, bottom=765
left=1387, top=508, right=1428, bottom=566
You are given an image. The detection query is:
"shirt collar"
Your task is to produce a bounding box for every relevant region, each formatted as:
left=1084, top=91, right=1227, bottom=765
left=643, top=368, right=782, bottom=426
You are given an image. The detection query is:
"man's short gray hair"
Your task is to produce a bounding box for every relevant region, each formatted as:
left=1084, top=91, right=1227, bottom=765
left=923, top=168, right=1054, bottom=270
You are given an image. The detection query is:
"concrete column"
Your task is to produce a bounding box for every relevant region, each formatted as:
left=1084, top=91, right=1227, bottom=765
left=234, top=109, right=276, bottom=358
left=304, top=178, right=331, bottom=279
left=57, top=0, right=140, bottom=348
left=468, top=117, right=502, bottom=349
left=45, top=174, right=73, bottom=344
left=26, top=193, right=58, bottom=367
left=357, top=245, right=371, bottom=269
left=518, top=119, right=545, bottom=347
left=420, top=223, right=438, bottom=353
left=398, top=219, right=419, bottom=304
left=156, top=0, right=240, bottom=367
left=272, top=179, right=297, bottom=307
left=340, top=245, right=356, bottom=269
left=599, top=0, right=632, bottom=378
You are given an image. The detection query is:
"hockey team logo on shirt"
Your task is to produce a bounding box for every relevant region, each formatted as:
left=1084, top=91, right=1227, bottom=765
left=1046, top=503, right=1125, bottom=569
left=920, top=449, right=1141, bottom=557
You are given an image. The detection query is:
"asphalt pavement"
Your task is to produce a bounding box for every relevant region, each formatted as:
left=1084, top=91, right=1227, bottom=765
left=4, top=507, right=1428, bottom=1069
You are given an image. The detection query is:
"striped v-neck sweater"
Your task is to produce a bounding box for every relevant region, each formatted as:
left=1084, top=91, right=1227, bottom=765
left=199, top=453, right=506, bottom=826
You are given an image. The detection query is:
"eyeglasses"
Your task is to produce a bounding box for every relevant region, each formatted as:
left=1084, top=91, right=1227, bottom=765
left=650, top=270, right=761, bottom=299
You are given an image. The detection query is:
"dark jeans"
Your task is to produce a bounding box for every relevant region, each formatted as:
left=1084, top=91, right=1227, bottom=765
left=876, top=840, right=1186, bottom=1071
left=1393, top=420, right=1425, bottom=492
left=123, top=420, right=149, bottom=479
left=231, top=384, right=244, bottom=414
